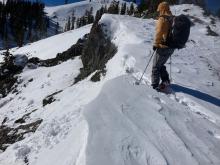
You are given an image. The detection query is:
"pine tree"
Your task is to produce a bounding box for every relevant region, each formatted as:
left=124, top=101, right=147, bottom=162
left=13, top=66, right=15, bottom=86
left=71, top=10, right=76, bottom=30
left=134, top=7, right=141, bottom=17
left=104, top=5, right=107, bottom=13
left=86, top=7, right=94, bottom=24
left=108, top=0, right=119, bottom=14
left=76, top=18, right=81, bottom=28
left=138, top=0, right=148, bottom=13
left=120, top=3, right=126, bottom=15
left=66, top=17, right=71, bottom=31
left=55, top=22, right=59, bottom=34
left=129, top=3, right=134, bottom=15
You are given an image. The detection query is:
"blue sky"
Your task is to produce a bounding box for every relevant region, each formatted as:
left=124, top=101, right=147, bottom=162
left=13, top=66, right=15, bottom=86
left=37, top=0, right=81, bottom=6
left=205, top=0, right=220, bottom=12
left=36, top=0, right=220, bottom=12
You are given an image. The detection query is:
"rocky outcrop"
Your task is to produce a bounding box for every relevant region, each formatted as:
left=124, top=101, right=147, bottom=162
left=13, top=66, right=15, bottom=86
left=0, top=16, right=117, bottom=98
left=28, top=34, right=89, bottom=67
left=0, top=118, right=42, bottom=151
left=75, top=22, right=117, bottom=83
left=0, top=54, right=28, bottom=98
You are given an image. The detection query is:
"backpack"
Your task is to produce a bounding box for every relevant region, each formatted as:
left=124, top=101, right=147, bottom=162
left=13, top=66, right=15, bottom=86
left=161, top=14, right=191, bottom=49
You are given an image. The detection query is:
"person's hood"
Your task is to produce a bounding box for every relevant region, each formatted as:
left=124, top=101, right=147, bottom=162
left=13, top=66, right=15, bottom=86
left=157, top=2, right=172, bottom=16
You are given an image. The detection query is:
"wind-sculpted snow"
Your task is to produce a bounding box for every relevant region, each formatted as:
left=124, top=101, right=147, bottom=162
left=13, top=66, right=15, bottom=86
left=0, top=4, right=220, bottom=165
left=84, top=75, right=219, bottom=165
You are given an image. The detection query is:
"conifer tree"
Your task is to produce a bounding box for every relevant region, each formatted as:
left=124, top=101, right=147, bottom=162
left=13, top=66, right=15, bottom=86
left=56, top=22, right=59, bottom=34
left=120, top=3, right=126, bottom=15
left=108, top=0, right=119, bottom=14
left=66, top=17, right=71, bottom=31
left=0, top=0, right=47, bottom=47
left=71, top=11, right=76, bottom=30
left=129, top=3, right=134, bottom=15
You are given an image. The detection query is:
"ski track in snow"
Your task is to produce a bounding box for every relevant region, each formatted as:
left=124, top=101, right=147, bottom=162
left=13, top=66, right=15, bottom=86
left=0, top=3, right=220, bottom=165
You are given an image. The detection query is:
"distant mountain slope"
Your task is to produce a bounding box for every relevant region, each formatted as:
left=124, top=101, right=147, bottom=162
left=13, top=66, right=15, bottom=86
left=0, top=3, right=220, bottom=165
left=178, top=0, right=206, bottom=6
left=9, top=24, right=92, bottom=60
left=45, top=0, right=131, bottom=30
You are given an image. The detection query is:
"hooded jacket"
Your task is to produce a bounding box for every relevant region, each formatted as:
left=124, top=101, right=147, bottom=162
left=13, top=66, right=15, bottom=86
left=154, top=2, right=173, bottom=48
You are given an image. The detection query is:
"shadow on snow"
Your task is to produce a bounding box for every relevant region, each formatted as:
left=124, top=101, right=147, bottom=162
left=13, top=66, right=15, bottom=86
left=171, top=84, right=220, bottom=107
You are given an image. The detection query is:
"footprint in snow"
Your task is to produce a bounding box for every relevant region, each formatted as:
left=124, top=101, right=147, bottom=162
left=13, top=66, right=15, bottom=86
left=207, top=130, right=220, bottom=140
left=205, top=81, right=214, bottom=87
left=152, top=96, right=166, bottom=104
left=123, top=55, right=136, bottom=74
left=173, top=67, right=181, bottom=73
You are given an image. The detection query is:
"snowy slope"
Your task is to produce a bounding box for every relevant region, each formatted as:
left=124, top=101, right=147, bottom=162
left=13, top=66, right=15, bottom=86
left=45, top=0, right=102, bottom=29
left=0, top=4, right=220, bottom=165
left=45, top=0, right=131, bottom=30
left=9, top=24, right=92, bottom=60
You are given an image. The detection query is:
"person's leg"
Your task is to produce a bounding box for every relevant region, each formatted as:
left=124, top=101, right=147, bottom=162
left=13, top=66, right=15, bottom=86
left=160, top=49, right=175, bottom=83
left=151, top=48, right=174, bottom=88
left=160, top=65, right=169, bottom=83
left=151, top=50, right=161, bottom=88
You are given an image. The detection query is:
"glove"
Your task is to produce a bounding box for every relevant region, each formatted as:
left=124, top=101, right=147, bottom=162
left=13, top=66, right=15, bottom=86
left=153, top=46, right=157, bottom=51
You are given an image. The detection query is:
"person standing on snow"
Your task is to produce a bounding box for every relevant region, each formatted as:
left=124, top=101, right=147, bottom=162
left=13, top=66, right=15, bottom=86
left=151, top=1, right=174, bottom=90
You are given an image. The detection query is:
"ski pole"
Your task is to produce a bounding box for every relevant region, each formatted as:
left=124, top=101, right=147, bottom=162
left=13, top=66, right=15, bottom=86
left=170, top=55, right=172, bottom=82
left=136, top=49, right=157, bottom=85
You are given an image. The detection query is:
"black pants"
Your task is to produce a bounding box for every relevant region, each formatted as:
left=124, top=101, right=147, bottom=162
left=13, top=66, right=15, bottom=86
left=151, top=48, right=174, bottom=87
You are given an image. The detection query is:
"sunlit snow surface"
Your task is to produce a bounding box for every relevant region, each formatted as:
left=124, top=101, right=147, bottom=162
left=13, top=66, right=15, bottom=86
left=0, top=4, right=220, bottom=165
left=45, top=0, right=133, bottom=29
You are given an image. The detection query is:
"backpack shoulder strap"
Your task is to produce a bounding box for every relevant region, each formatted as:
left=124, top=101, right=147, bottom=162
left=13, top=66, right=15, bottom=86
left=159, top=15, right=175, bottom=26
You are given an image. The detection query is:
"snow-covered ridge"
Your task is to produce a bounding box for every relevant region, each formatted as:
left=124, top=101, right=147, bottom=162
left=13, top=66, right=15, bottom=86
left=0, top=4, right=220, bottom=165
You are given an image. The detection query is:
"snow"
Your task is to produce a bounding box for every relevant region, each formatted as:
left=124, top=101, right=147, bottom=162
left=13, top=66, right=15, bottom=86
left=0, top=3, right=220, bottom=165
left=3, top=24, right=92, bottom=60
left=45, top=0, right=132, bottom=30
left=45, top=0, right=102, bottom=29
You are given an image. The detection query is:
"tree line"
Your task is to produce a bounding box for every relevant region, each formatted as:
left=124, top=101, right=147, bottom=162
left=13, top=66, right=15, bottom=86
left=0, top=0, right=48, bottom=49
left=138, top=0, right=177, bottom=18
left=64, top=0, right=138, bottom=31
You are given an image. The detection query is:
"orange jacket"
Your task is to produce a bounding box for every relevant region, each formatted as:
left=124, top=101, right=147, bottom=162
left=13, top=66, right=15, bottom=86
left=154, top=2, right=173, bottom=48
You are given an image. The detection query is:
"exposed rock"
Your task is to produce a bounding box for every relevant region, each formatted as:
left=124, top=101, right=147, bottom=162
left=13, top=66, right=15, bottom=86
left=206, top=26, right=219, bottom=36
left=0, top=54, right=28, bottom=98
left=90, top=70, right=103, bottom=82
left=0, top=54, right=28, bottom=78
left=75, top=22, right=117, bottom=83
left=13, top=55, right=28, bottom=68
left=28, top=34, right=89, bottom=68
left=1, top=117, right=8, bottom=125
left=0, top=75, right=18, bottom=98
left=42, top=90, right=62, bottom=107
left=0, top=35, right=88, bottom=98
left=14, top=118, right=26, bottom=124
left=0, top=119, right=42, bottom=151
left=14, top=109, right=38, bottom=124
